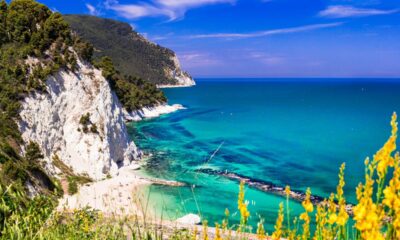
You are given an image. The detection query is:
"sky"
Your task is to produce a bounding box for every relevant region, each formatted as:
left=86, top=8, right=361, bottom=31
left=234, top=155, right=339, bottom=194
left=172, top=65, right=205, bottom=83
left=39, top=0, right=400, bottom=78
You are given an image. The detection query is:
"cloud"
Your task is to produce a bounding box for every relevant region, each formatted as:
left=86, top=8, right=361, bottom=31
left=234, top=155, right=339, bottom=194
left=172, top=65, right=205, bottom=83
left=319, top=5, right=398, bottom=18
left=86, top=3, right=100, bottom=16
left=178, top=52, right=223, bottom=67
left=105, top=0, right=235, bottom=20
left=249, top=52, right=285, bottom=65
left=108, top=3, right=175, bottom=19
left=187, top=22, right=343, bottom=39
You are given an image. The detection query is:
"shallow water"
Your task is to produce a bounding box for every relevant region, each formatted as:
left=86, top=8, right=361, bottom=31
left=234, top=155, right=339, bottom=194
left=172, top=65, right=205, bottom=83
left=128, top=79, right=400, bottom=231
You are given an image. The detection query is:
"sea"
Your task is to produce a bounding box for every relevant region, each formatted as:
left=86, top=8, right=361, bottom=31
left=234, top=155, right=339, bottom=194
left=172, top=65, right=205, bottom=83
left=127, top=79, right=400, bottom=231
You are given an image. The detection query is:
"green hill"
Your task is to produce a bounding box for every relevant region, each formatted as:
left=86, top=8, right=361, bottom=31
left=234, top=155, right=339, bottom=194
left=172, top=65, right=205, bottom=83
left=64, top=14, right=193, bottom=86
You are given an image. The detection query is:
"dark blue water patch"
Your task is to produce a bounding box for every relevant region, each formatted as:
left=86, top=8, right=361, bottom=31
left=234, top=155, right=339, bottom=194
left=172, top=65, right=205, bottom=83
left=141, top=126, right=181, bottom=141
left=183, top=140, right=211, bottom=149
left=236, top=147, right=278, bottom=161
left=244, top=131, right=299, bottom=148
left=208, top=138, right=239, bottom=147
left=220, top=153, right=258, bottom=165
left=170, top=124, right=196, bottom=138
left=167, top=108, right=222, bottom=123
left=282, top=161, right=315, bottom=173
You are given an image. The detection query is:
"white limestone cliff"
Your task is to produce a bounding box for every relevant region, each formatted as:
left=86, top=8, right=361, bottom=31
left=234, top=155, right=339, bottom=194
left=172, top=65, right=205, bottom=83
left=18, top=58, right=141, bottom=180
left=157, top=55, right=196, bottom=88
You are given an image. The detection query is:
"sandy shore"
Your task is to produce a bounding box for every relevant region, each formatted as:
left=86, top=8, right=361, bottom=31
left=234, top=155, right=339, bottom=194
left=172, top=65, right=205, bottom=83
left=58, top=103, right=202, bottom=225
left=58, top=165, right=148, bottom=216
left=58, top=164, right=188, bottom=217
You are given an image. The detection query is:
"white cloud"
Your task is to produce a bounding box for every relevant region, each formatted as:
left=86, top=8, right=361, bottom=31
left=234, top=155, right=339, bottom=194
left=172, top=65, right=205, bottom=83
left=188, top=22, right=343, bottom=39
left=319, top=5, right=398, bottom=18
left=86, top=3, right=100, bottom=16
left=157, top=0, right=234, bottom=8
left=105, top=0, right=235, bottom=20
left=178, top=52, right=223, bottom=67
left=249, top=52, right=284, bottom=65
left=109, top=3, right=175, bottom=19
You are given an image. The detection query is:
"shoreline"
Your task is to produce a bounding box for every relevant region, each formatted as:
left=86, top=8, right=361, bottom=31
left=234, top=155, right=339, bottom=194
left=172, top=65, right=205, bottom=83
left=157, top=84, right=195, bottom=88
left=124, top=104, right=186, bottom=122
left=58, top=103, right=202, bottom=225
left=57, top=164, right=187, bottom=216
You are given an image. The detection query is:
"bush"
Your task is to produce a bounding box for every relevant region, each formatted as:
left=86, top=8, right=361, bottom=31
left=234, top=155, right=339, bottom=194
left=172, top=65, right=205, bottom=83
left=90, top=124, right=98, bottom=134
left=79, top=113, right=91, bottom=125
left=67, top=176, right=78, bottom=195
left=25, top=141, right=44, bottom=163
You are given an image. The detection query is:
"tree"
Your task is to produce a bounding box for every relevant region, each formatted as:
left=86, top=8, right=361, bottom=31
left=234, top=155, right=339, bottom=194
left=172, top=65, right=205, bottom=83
left=6, top=0, right=51, bottom=43
left=73, top=37, right=93, bottom=62
left=0, top=0, right=8, bottom=45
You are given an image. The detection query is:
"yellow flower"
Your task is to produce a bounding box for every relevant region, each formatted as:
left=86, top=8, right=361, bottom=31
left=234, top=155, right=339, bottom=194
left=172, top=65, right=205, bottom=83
left=214, top=223, right=222, bottom=240
left=224, top=208, right=230, bottom=217
left=374, top=113, right=397, bottom=178
left=300, top=188, right=313, bottom=240
left=315, top=204, right=331, bottom=240
left=192, top=225, right=198, bottom=240
left=272, top=203, right=284, bottom=240
left=202, top=220, right=209, bottom=240
left=237, top=181, right=250, bottom=230
left=336, top=207, right=348, bottom=226
left=328, top=213, right=337, bottom=225
left=285, top=185, right=291, bottom=197
left=353, top=175, right=384, bottom=239
left=256, top=218, right=266, bottom=240
left=301, top=188, right=314, bottom=213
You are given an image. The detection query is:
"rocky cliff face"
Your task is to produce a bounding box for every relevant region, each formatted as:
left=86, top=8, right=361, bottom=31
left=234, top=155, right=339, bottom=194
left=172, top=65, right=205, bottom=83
left=18, top=58, right=140, bottom=180
left=158, top=55, right=196, bottom=88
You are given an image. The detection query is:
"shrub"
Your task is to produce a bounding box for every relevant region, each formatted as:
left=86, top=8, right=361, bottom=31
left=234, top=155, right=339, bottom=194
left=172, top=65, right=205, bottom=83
left=90, top=124, right=98, bottom=134
left=79, top=113, right=91, bottom=125
left=67, top=176, right=78, bottom=195
left=25, top=141, right=44, bottom=163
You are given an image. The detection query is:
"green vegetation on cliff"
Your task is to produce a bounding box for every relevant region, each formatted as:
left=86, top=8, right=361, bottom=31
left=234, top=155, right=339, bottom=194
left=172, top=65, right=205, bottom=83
left=0, top=1, right=166, bottom=237
left=94, top=56, right=166, bottom=111
left=0, top=0, right=164, bottom=201
left=64, top=14, right=185, bottom=85
left=0, top=0, right=75, bottom=195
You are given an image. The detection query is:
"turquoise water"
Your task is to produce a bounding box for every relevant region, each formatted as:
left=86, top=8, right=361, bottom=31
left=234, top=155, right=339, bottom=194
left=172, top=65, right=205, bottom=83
left=127, top=79, right=400, bottom=231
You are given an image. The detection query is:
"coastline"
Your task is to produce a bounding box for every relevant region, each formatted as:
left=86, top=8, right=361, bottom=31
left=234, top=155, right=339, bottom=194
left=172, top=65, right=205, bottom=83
left=57, top=164, right=186, bottom=216
left=124, top=104, right=186, bottom=122
left=157, top=84, right=195, bottom=88
left=58, top=101, right=202, bottom=225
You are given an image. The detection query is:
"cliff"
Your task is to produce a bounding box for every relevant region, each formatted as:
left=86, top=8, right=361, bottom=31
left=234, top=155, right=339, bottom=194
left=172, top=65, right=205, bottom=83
left=0, top=0, right=166, bottom=195
left=19, top=57, right=141, bottom=180
left=63, top=15, right=195, bottom=87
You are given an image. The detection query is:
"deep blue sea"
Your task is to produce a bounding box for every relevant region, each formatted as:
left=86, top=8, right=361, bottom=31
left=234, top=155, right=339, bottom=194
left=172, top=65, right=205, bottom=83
left=127, top=79, right=400, bottom=231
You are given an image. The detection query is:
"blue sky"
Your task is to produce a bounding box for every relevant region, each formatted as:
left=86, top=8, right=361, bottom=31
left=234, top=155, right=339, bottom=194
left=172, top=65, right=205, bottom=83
left=40, top=0, right=400, bottom=78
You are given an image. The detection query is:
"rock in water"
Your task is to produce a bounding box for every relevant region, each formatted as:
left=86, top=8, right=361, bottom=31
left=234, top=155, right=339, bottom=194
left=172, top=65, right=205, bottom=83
left=176, top=214, right=201, bottom=225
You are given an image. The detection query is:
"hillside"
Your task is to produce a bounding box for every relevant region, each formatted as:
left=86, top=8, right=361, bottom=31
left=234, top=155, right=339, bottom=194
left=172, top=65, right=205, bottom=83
left=63, top=14, right=195, bottom=87
left=0, top=0, right=166, bottom=197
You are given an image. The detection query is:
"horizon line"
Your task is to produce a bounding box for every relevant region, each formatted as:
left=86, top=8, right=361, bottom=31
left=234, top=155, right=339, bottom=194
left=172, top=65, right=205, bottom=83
left=193, top=77, right=400, bottom=79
